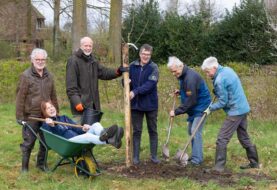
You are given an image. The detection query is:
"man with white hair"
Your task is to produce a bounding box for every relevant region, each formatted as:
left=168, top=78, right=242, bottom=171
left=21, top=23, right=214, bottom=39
left=167, top=56, right=211, bottom=166
left=201, top=56, right=259, bottom=173
left=16, top=48, right=59, bottom=172
left=66, top=36, right=127, bottom=125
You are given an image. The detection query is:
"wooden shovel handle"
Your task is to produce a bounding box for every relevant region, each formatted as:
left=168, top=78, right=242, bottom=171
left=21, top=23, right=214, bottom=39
left=28, top=116, right=83, bottom=128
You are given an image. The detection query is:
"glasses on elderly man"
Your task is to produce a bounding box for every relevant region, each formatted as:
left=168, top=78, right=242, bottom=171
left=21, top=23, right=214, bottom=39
left=35, top=59, right=46, bottom=62
left=141, top=53, right=151, bottom=57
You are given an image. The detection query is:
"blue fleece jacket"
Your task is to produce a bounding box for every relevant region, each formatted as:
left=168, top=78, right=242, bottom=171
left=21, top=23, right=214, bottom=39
left=175, top=66, right=211, bottom=122
left=129, top=59, right=159, bottom=111
left=210, top=65, right=250, bottom=116
left=41, top=115, right=84, bottom=139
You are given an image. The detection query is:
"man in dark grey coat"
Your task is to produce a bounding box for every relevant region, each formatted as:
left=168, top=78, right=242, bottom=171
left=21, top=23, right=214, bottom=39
left=66, top=36, right=126, bottom=123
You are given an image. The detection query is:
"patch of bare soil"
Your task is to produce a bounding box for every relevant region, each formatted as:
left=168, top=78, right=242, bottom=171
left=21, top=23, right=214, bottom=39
left=99, top=161, right=273, bottom=187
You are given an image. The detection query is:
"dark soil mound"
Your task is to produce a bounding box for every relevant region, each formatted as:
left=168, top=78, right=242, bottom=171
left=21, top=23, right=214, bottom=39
left=99, top=160, right=273, bottom=187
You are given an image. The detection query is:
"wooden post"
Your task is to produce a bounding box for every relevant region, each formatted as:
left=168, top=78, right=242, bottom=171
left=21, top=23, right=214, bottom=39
left=122, top=43, right=133, bottom=167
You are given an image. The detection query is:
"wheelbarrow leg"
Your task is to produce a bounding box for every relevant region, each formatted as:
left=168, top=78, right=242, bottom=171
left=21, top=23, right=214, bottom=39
left=52, top=157, right=67, bottom=172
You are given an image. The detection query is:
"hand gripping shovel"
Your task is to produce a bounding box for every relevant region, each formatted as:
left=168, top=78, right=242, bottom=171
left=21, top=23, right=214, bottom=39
left=162, top=94, right=177, bottom=161
left=175, top=97, right=215, bottom=166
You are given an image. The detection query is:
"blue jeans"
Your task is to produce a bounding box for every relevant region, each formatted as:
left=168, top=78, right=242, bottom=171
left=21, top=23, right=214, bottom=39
left=187, top=116, right=206, bottom=164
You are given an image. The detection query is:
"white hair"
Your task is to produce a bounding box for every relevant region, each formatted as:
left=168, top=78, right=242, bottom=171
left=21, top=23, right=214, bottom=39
left=30, top=48, right=47, bottom=61
left=201, top=56, right=219, bottom=70
left=167, top=56, right=184, bottom=68
left=80, top=36, right=93, bottom=45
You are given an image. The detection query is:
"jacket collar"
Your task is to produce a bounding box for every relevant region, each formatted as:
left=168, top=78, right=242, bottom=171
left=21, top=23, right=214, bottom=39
left=178, top=65, right=188, bottom=80
left=31, top=65, right=48, bottom=78
left=75, top=48, right=94, bottom=62
left=213, top=64, right=223, bottom=80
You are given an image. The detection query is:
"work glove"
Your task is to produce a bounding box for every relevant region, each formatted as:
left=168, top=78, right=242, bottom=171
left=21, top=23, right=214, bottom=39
left=116, top=66, right=129, bottom=76
left=75, top=103, right=84, bottom=112
left=204, top=107, right=211, bottom=115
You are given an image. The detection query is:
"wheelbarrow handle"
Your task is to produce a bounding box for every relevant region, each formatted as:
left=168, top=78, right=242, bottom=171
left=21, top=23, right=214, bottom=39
left=28, top=117, right=83, bottom=128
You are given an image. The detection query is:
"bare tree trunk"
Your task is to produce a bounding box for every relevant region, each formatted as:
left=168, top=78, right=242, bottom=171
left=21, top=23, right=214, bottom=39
left=72, top=0, right=87, bottom=52
left=27, top=0, right=32, bottom=44
left=108, top=0, right=122, bottom=65
left=53, top=0, right=61, bottom=59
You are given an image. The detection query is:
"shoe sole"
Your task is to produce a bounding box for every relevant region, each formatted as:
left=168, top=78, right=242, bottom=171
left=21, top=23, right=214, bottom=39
left=115, top=127, right=124, bottom=149
left=100, top=125, right=118, bottom=141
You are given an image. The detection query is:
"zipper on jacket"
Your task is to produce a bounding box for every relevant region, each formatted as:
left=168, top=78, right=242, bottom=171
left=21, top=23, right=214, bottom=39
left=135, top=66, right=143, bottom=107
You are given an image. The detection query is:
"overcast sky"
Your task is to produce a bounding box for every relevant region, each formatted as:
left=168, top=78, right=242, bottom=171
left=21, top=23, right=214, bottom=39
left=34, top=0, right=242, bottom=26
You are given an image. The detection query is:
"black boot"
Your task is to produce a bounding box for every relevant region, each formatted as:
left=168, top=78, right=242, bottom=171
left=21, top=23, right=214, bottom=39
left=22, top=151, right=30, bottom=173
left=150, top=138, right=160, bottom=164
left=107, top=127, right=124, bottom=149
left=36, top=148, right=48, bottom=172
left=213, top=146, right=227, bottom=172
left=240, top=145, right=259, bottom=169
left=100, top=125, right=118, bottom=141
left=133, top=136, right=141, bottom=165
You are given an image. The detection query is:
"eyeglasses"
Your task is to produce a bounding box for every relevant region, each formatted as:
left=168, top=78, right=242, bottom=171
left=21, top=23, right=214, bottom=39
left=35, top=59, right=46, bottom=62
left=141, top=53, right=151, bottom=57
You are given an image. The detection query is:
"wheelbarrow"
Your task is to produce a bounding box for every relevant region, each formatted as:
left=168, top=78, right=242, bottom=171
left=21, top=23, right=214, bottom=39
left=18, top=121, right=101, bottom=179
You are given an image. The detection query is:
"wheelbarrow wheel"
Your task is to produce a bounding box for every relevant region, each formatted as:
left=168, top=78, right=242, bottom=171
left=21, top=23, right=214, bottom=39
left=74, top=156, right=97, bottom=179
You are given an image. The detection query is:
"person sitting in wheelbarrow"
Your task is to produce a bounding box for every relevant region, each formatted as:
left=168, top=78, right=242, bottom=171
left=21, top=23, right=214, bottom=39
left=41, top=101, right=124, bottom=149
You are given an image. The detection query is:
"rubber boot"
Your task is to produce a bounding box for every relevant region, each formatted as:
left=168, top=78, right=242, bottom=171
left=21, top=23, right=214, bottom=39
left=22, top=151, right=30, bottom=173
left=150, top=138, right=160, bottom=164
left=213, top=146, right=227, bottom=172
left=133, top=136, right=141, bottom=165
left=107, top=127, right=124, bottom=149
left=100, top=125, right=118, bottom=142
left=240, top=145, right=259, bottom=169
left=36, top=148, right=48, bottom=172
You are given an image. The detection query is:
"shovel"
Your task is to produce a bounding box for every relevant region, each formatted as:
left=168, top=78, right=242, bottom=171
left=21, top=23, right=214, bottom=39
left=162, top=94, right=177, bottom=161
left=174, top=112, right=207, bottom=166
left=175, top=97, right=216, bottom=166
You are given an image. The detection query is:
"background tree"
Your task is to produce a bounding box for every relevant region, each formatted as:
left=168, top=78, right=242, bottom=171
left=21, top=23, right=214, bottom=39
left=208, top=0, right=277, bottom=64
left=53, top=0, right=61, bottom=59
left=122, top=0, right=162, bottom=61
left=72, top=0, right=87, bottom=51
left=27, top=0, right=32, bottom=43
left=108, top=0, right=122, bottom=65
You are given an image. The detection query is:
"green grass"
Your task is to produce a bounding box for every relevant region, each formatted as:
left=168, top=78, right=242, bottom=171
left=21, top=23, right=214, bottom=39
left=1, top=60, right=276, bottom=189
left=0, top=104, right=277, bottom=190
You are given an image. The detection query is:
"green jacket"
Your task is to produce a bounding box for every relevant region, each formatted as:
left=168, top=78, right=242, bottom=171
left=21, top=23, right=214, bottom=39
left=66, top=48, right=118, bottom=115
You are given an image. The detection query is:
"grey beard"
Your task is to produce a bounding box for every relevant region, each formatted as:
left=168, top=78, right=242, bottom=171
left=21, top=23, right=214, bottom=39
left=84, top=51, right=92, bottom=56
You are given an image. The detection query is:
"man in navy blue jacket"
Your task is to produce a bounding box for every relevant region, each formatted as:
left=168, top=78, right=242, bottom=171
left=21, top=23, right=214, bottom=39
left=168, top=56, right=211, bottom=166
left=129, top=44, right=160, bottom=165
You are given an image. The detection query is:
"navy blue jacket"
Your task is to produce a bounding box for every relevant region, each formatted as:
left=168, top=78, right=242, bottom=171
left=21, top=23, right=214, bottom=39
left=129, top=59, right=159, bottom=111
left=41, top=115, right=84, bottom=139
left=175, top=66, right=211, bottom=122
